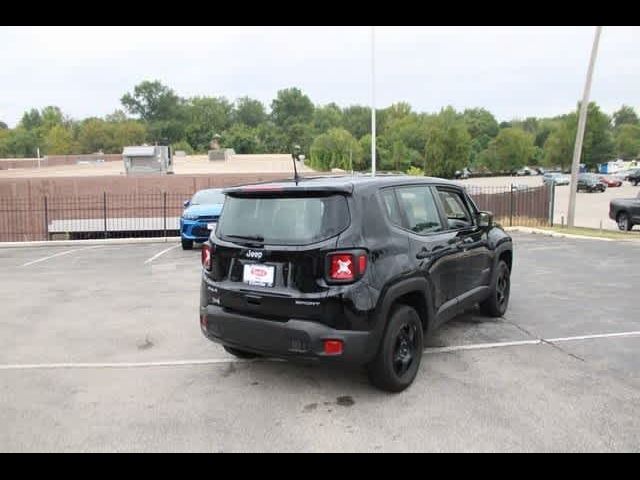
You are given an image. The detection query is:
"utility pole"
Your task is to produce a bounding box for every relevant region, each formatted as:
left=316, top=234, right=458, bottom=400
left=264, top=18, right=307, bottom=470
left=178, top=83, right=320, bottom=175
left=371, top=26, right=376, bottom=177
left=568, top=26, right=602, bottom=227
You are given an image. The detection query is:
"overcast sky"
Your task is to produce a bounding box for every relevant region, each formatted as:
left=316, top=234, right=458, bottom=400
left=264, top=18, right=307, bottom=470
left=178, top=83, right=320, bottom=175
left=1, top=26, right=638, bottom=127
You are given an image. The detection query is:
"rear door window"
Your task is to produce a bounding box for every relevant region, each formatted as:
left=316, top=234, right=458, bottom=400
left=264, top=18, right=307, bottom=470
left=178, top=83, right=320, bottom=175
left=218, top=195, right=350, bottom=245
left=395, top=186, right=443, bottom=234
left=380, top=189, right=403, bottom=226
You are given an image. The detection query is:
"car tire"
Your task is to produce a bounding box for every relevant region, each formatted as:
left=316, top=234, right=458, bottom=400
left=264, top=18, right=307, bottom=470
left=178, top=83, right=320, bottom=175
left=617, top=212, right=632, bottom=232
left=480, top=260, right=511, bottom=318
left=367, top=304, right=423, bottom=393
left=181, top=239, right=193, bottom=250
left=223, top=345, right=261, bottom=359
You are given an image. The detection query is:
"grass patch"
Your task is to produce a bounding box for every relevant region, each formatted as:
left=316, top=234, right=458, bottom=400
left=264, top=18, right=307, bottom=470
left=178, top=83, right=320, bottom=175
left=533, top=225, right=639, bottom=240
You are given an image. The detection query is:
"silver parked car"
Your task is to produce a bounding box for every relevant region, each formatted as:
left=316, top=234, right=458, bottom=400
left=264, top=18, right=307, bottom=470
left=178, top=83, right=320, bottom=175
left=543, top=172, right=570, bottom=186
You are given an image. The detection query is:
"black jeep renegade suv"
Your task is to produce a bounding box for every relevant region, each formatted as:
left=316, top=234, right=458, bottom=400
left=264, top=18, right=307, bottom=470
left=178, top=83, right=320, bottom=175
left=200, top=175, right=513, bottom=392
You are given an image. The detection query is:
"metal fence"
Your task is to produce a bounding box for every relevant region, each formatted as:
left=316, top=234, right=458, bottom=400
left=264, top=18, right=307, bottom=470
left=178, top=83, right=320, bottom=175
left=0, top=185, right=553, bottom=242
left=0, top=193, right=189, bottom=242
left=465, top=184, right=554, bottom=228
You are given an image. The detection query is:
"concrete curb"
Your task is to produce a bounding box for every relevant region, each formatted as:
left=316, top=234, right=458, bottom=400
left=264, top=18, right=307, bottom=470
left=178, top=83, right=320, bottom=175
left=505, top=226, right=627, bottom=242
left=0, top=237, right=182, bottom=249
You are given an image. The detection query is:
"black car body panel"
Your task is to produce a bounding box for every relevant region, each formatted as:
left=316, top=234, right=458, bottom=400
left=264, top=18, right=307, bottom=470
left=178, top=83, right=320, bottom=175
left=610, top=192, right=640, bottom=229
left=200, top=175, right=513, bottom=365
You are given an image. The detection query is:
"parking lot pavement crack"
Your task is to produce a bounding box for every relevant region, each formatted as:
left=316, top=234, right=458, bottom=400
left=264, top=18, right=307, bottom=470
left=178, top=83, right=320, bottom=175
left=501, top=318, right=587, bottom=362
left=540, top=339, right=586, bottom=362
left=500, top=318, right=540, bottom=340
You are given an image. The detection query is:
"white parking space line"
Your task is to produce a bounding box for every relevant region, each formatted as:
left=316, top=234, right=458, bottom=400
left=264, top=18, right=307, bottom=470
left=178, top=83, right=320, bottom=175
left=20, top=245, right=103, bottom=267
left=547, top=331, right=640, bottom=343
left=0, top=358, right=282, bottom=371
left=423, top=330, right=640, bottom=355
left=423, top=339, right=542, bottom=354
left=144, top=244, right=180, bottom=264
left=1, top=330, right=639, bottom=371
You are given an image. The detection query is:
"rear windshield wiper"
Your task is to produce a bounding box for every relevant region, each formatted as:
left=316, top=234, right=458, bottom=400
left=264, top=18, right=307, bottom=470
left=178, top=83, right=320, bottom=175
left=224, top=234, right=265, bottom=243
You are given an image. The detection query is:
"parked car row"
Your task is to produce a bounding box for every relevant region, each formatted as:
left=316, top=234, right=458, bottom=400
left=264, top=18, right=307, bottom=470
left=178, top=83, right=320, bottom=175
left=543, top=171, right=637, bottom=191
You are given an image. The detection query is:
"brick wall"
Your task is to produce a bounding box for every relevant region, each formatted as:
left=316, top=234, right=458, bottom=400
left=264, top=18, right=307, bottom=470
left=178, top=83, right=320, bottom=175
left=0, top=173, right=294, bottom=241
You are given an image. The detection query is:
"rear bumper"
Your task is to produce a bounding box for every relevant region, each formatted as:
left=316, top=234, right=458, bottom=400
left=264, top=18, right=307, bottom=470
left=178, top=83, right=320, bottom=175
left=200, top=304, right=377, bottom=365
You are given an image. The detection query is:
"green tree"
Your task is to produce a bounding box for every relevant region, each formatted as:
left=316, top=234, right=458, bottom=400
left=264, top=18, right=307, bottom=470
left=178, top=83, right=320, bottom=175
left=615, top=124, right=640, bottom=160
left=384, top=114, right=427, bottom=154
left=543, top=121, right=574, bottom=170
left=342, top=105, right=372, bottom=140
left=183, top=96, right=233, bottom=151
left=121, top=80, right=182, bottom=122
left=40, top=106, right=65, bottom=131
left=511, top=117, right=538, bottom=135
left=121, top=81, right=185, bottom=143
left=313, top=103, right=343, bottom=133
left=270, top=88, right=314, bottom=128
left=223, top=124, right=259, bottom=154
left=2, top=127, right=39, bottom=157
left=612, top=105, right=639, bottom=130
left=581, top=103, right=614, bottom=167
left=256, top=122, right=286, bottom=153
left=77, top=118, right=111, bottom=153
left=232, top=97, right=266, bottom=128
left=534, top=119, right=559, bottom=149
left=0, top=121, right=8, bottom=130
left=543, top=103, right=614, bottom=170
left=105, top=110, right=129, bottom=122
left=20, top=109, right=42, bottom=130
left=359, top=134, right=372, bottom=170
left=110, top=121, right=147, bottom=151
left=463, top=108, right=499, bottom=139
left=383, top=102, right=413, bottom=126
left=423, top=107, right=471, bottom=178
left=485, top=127, right=535, bottom=172
left=469, top=134, right=492, bottom=167
left=0, top=129, right=11, bottom=157
left=171, top=140, right=194, bottom=155
left=283, top=122, right=315, bottom=155
left=309, top=128, right=362, bottom=171
left=387, top=140, right=418, bottom=172
left=44, top=124, right=74, bottom=154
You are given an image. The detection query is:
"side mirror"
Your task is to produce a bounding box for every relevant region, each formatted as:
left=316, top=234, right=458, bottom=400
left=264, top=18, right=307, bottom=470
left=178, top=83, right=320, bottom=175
left=183, top=200, right=190, bottom=208
left=477, top=211, right=493, bottom=228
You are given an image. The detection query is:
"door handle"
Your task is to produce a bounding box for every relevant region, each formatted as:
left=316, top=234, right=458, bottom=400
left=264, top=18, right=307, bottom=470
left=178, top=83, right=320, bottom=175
left=416, top=245, right=445, bottom=259
left=416, top=250, right=431, bottom=259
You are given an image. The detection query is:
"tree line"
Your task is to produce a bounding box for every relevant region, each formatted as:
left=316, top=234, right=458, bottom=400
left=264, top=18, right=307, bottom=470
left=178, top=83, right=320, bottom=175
left=1, top=80, right=639, bottom=177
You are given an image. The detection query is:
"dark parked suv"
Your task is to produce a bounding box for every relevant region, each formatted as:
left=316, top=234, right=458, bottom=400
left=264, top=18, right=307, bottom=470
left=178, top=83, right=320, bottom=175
left=199, top=176, right=513, bottom=392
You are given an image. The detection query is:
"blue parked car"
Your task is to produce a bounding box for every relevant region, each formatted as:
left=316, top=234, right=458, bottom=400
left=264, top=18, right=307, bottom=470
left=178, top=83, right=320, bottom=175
left=180, top=188, right=226, bottom=250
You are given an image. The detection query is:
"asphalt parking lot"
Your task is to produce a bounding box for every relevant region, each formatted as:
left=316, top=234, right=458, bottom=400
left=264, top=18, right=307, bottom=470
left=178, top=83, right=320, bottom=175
left=459, top=176, right=640, bottom=231
left=0, top=233, right=638, bottom=452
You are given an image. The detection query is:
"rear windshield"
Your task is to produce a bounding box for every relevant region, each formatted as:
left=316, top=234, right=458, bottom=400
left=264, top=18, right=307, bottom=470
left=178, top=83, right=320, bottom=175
left=218, top=195, right=350, bottom=245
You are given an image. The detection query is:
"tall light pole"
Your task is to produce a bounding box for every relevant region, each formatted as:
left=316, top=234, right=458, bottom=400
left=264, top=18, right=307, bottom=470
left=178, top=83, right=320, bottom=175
left=567, top=26, right=602, bottom=227
left=371, top=26, right=376, bottom=177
